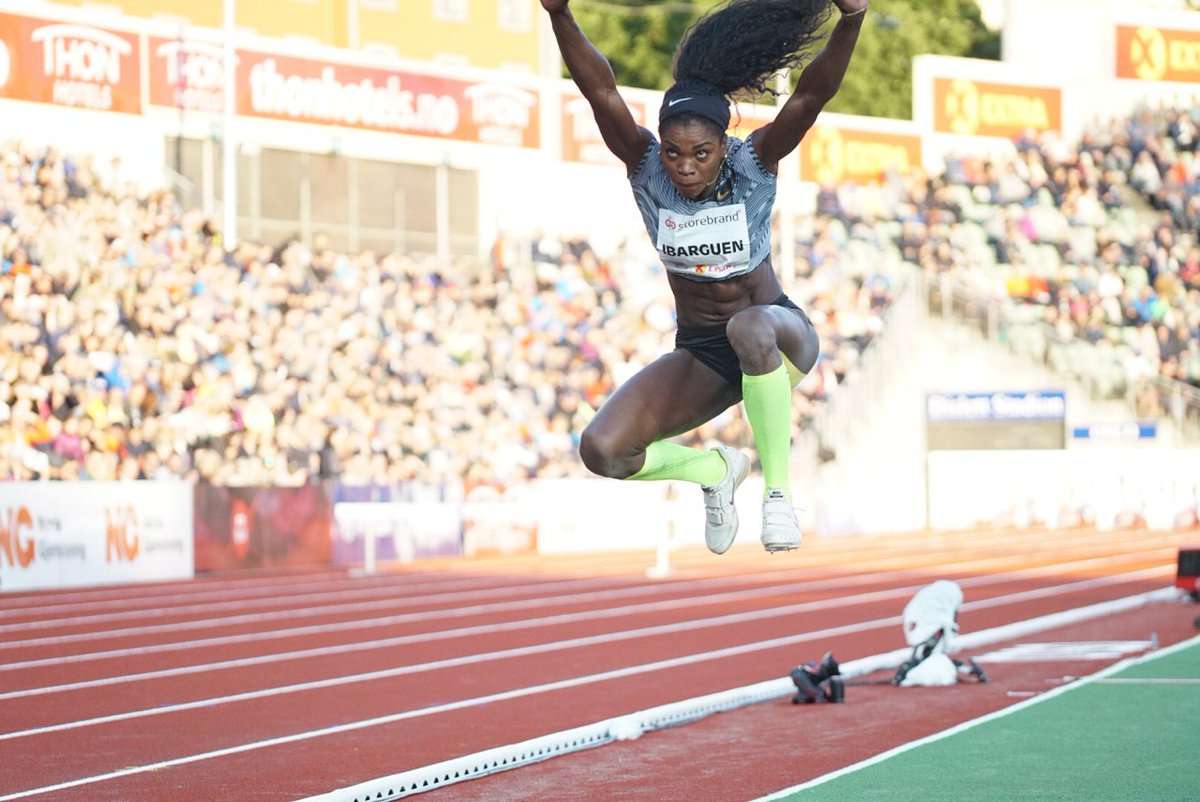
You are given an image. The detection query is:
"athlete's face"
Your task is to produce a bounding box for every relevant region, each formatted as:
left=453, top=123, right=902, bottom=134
left=660, top=119, right=727, bottom=200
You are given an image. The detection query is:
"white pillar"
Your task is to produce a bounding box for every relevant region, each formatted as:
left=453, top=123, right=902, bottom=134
left=222, top=0, right=238, bottom=247
left=347, top=0, right=360, bottom=50
left=436, top=160, right=451, bottom=261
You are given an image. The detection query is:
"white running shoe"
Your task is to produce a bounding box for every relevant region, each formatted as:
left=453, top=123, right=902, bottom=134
left=761, top=489, right=802, bottom=552
left=701, top=445, right=750, bottom=555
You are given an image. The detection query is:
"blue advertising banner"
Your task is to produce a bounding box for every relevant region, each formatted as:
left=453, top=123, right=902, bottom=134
left=926, top=390, right=1067, bottom=422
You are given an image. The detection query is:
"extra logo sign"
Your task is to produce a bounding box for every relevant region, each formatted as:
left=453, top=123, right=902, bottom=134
left=933, top=77, right=1061, bottom=138
left=800, top=124, right=922, bottom=185
left=1117, top=25, right=1200, bottom=83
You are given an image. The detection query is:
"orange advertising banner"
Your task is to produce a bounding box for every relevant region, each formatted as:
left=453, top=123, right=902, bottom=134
left=237, top=50, right=540, bottom=148
left=800, top=125, right=922, bottom=185
left=1117, top=25, right=1200, bottom=83
left=932, top=77, right=1061, bottom=138
left=561, top=91, right=647, bottom=165
left=0, top=11, right=141, bottom=114
left=147, top=35, right=225, bottom=113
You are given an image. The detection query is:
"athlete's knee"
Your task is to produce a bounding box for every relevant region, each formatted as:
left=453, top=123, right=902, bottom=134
left=579, top=424, right=638, bottom=479
left=800, top=328, right=820, bottom=374
left=726, top=307, right=779, bottom=373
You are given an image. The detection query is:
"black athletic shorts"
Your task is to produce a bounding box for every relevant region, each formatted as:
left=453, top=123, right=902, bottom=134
left=675, top=294, right=811, bottom=387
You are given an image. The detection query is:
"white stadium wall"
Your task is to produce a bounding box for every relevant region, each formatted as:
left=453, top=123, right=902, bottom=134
left=0, top=482, right=194, bottom=592
left=926, top=449, right=1200, bottom=532
left=1002, top=1, right=1200, bottom=133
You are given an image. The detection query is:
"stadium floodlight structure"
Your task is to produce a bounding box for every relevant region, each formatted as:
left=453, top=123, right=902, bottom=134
left=223, top=0, right=237, bottom=247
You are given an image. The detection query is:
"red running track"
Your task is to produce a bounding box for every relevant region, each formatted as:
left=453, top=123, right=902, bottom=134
left=0, top=527, right=1191, bottom=801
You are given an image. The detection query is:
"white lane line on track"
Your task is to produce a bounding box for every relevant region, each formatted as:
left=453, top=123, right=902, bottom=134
left=0, top=548, right=1171, bottom=673
left=0, top=526, right=1166, bottom=621
left=0, top=571, right=524, bottom=621
left=0, top=527, right=1172, bottom=617
left=1093, top=677, right=1200, bottom=685
left=0, top=570, right=357, bottom=609
left=311, top=589, right=1180, bottom=802
left=0, top=579, right=1176, bottom=802
left=0, top=574, right=638, bottom=634
left=0, top=566, right=1169, bottom=742
left=0, top=575, right=652, bottom=649
left=0, top=551, right=1175, bottom=699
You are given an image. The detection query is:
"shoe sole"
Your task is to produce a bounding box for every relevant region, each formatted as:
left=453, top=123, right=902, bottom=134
left=707, top=451, right=750, bottom=555
left=763, top=540, right=801, bottom=553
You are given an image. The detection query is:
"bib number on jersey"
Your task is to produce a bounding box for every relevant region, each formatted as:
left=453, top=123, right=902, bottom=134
left=656, top=204, right=751, bottom=279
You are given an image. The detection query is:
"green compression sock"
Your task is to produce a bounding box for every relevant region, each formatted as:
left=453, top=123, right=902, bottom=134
left=628, top=441, right=727, bottom=487
left=742, top=361, right=792, bottom=497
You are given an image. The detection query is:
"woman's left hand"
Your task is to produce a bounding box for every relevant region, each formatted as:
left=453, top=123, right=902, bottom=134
left=831, top=0, right=868, bottom=16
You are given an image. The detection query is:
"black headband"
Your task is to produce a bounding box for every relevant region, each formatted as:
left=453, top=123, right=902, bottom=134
left=659, top=81, right=731, bottom=131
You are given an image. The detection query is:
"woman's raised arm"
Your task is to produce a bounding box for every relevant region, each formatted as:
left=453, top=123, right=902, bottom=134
left=753, top=0, right=867, bottom=172
left=543, top=0, right=653, bottom=171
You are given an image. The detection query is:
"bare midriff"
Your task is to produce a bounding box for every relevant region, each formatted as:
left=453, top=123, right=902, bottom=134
left=668, top=259, right=784, bottom=327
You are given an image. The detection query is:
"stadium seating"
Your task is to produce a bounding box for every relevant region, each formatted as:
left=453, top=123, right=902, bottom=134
left=4, top=106, right=1198, bottom=487
left=0, top=140, right=896, bottom=487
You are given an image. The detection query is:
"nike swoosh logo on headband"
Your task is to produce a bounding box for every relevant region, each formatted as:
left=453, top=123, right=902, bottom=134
left=667, top=97, right=693, bottom=106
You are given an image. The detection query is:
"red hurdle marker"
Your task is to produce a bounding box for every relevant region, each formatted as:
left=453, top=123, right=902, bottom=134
left=1177, top=547, right=1200, bottom=600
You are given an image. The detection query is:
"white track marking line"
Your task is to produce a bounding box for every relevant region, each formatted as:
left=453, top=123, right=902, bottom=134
left=0, top=574, right=634, bottom=634
left=0, top=526, right=1165, bottom=619
left=0, top=575, right=648, bottom=649
left=1093, top=677, right=1200, bottom=685
left=0, top=544, right=1021, bottom=629
left=0, top=570, right=356, bottom=608
left=0, top=551, right=1173, bottom=699
left=0, top=587, right=1182, bottom=802
left=305, top=588, right=1178, bottom=802
left=0, top=570, right=884, bottom=671
left=0, top=577, right=931, bottom=700
left=0, top=548, right=1170, bottom=675
left=754, top=633, right=1200, bottom=800
left=0, top=527, right=1173, bottom=616
left=0, top=571, right=535, bottom=621
left=0, top=566, right=1169, bottom=741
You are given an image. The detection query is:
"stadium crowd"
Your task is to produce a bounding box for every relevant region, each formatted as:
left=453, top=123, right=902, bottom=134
left=0, top=140, right=895, bottom=488
left=7, top=103, right=1196, bottom=488
left=820, top=105, right=1200, bottom=395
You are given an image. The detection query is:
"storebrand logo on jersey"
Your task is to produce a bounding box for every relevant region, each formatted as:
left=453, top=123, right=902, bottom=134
left=31, top=24, right=130, bottom=110
left=657, top=204, right=750, bottom=278
left=670, top=209, right=743, bottom=231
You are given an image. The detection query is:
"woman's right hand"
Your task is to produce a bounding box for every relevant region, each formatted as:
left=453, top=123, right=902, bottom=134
left=540, top=0, right=569, bottom=13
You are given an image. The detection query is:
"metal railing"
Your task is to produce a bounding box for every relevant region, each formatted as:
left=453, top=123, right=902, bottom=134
left=930, top=273, right=1200, bottom=442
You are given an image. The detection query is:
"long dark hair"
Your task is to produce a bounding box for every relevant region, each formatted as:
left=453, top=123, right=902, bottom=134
left=672, top=0, right=833, bottom=98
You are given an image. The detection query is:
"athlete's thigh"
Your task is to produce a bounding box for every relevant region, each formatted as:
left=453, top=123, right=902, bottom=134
left=765, top=304, right=820, bottom=375
left=589, top=349, right=740, bottom=451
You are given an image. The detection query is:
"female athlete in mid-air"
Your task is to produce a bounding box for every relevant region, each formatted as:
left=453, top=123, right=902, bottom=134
left=543, top=0, right=866, bottom=553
